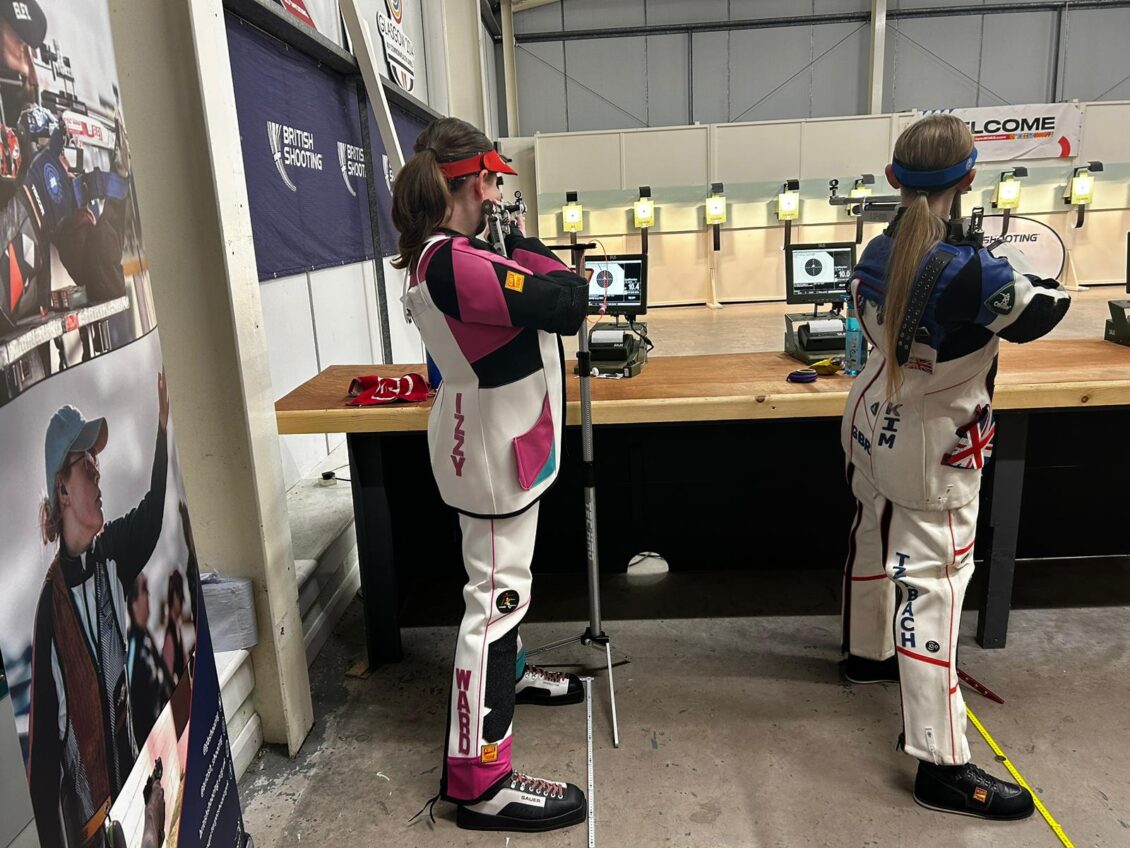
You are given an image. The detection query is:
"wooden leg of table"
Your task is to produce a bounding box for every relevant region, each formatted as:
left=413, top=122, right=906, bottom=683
left=977, top=412, right=1029, bottom=649
left=347, top=432, right=403, bottom=666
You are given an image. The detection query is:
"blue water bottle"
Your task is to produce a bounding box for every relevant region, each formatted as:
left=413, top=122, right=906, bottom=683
left=843, top=295, right=867, bottom=377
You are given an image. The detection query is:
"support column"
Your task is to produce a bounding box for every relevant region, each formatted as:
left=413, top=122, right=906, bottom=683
left=107, top=0, right=314, bottom=754
left=868, top=0, right=887, bottom=115
left=501, top=0, right=521, bottom=136
left=442, top=0, right=488, bottom=129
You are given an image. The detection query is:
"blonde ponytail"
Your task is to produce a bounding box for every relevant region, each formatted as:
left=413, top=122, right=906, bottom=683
left=882, top=114, right=975, bottom=398
left=883, top=193, right=945, bottom=397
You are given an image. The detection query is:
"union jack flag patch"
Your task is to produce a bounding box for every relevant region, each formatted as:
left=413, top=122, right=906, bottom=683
left=942, top=405, right=996, bottom=469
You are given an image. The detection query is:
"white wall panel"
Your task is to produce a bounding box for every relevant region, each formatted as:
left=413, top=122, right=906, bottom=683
left=382, top=258, right=424, bottom=364
left=622, top=126, right=709, bottom=189
left=537, top=132, right=622, bottom=194
left=360, top=261, right=385, bottom=366
left=261, top=273, right=319, bottom=396
left=309, top=264, right=375, bottom=368
left=260, top=273, right=327, bottom=488
left=713, top=121, right=802, bottom=184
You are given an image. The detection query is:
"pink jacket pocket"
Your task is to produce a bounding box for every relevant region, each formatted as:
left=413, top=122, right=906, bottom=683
left=513, top=394, right=556, bottom=490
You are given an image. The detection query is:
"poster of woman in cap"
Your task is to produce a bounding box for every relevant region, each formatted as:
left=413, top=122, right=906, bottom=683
left=27, top=375, right=171, bottom=848
left=0, top=1, right=246, bottom=847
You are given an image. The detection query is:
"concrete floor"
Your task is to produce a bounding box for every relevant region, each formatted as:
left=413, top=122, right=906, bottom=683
left=239, top=600, right=1130, bottom=848
left=246, top=290, right=1128, bottom=846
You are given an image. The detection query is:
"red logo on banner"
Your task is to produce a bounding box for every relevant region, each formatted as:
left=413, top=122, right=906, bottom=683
left=281, top=0, right=316, bottom=29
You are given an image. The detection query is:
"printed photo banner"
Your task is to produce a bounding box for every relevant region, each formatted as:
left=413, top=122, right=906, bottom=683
left=0, top=2, right=248, bottom=847
left=921, top=103, right=1083, bottom=162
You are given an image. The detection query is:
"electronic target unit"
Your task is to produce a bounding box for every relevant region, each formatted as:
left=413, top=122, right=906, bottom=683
left=783, top=242, right=857, bottom=365
left=584, top=254, right=650, bottom=377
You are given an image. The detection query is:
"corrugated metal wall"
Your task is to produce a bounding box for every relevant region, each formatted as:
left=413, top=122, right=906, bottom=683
left=513, top=0, right=1130, bottom=133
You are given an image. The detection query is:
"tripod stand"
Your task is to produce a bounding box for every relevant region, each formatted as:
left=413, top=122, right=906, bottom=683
left=527, top=237, right=622, bottom=748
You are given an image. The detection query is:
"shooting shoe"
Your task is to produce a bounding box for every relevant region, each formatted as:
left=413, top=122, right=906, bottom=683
left=456, top=769, right=586, bottom=832
left=515, top=663, right=583, bottom=706
left=914, top=761, right=1035, bottom=820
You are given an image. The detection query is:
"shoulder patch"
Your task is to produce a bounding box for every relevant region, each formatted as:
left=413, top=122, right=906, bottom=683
left=505, top=271, right=525, bottom=292
left=985, top=282, right=1015, bottom=316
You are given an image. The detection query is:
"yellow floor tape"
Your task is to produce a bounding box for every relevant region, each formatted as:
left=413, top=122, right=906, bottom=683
left=966, top=707, right=1075, bottom=848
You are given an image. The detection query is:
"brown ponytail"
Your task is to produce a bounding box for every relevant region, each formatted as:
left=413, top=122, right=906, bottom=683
left=40, top=492, right=61, bottom=545
left=391, top=117, right=494, bottom=272
left=883, top=114, right=973, bottom=398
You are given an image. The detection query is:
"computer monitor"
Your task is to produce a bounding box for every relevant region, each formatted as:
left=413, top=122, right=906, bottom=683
left=585, top=254, right=647, bottom=316
left=785, top=242, right=857, bottom=305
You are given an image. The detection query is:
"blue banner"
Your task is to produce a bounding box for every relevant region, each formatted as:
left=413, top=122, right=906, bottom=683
left=177, top=599, right=246, bottom=848
left=368, top=101, right=431, bottom=256
left=227, top=13, right=375, bottom=278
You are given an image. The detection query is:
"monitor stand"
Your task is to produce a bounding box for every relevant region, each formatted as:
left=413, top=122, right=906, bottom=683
left=784, top=302, right=846, bottom=365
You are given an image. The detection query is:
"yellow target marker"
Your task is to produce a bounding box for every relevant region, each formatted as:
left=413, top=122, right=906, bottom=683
left=966, top=708, right=1075, bottom=848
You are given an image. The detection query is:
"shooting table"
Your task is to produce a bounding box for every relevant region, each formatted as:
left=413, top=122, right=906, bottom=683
left=277, top=339, right=1130, bottom=667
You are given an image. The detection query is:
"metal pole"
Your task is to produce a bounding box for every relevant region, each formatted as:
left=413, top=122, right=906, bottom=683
left=572, top=239, right=603, bottom=638
left=868, top=0, right=887, bottom=114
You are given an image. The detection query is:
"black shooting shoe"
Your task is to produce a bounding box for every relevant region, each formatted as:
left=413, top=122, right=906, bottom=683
left=914, top=761, right=1035, bottom=820
left=456, top=770, right=587, bottom=832
left=515, top=663, right=584, bottom=705
left=840, top=654, right=900, bottom=684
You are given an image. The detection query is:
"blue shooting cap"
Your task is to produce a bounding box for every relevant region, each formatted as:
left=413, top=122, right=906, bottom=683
left=44, top=405, right=108, bottom=502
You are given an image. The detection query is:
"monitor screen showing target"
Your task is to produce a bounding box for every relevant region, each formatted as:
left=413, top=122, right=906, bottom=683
left=585, top=254, right=647, bottom=316
left=785, top=242, right=857, bottom=305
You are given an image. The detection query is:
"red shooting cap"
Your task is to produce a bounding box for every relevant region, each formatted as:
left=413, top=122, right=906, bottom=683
left=437, top=148, right=518, bottom=180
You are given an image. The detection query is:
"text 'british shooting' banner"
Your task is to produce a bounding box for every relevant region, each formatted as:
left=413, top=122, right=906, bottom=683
left=227, top=13, right=375, bottom=279
left=922, top=104, right=1083, bottom=162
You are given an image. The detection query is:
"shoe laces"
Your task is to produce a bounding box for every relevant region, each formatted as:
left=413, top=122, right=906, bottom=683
left=524, top=663, right=567, bottom=684
left=508, top=770, right=565, bottom=799
left=960, top=763, right=996, bottom=788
